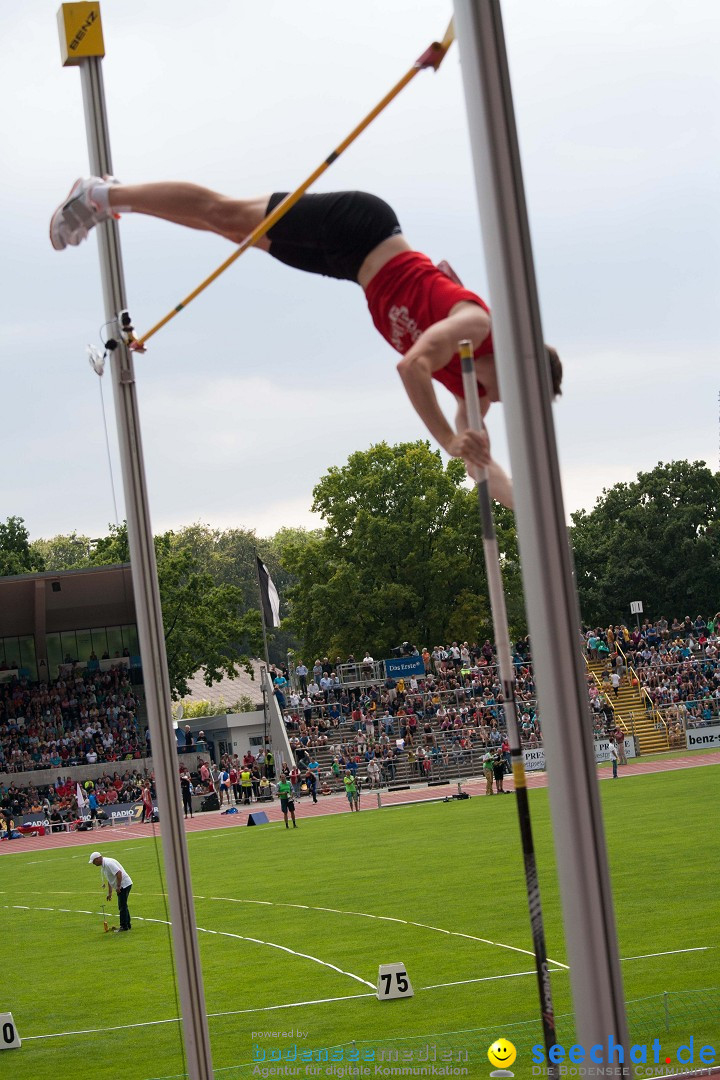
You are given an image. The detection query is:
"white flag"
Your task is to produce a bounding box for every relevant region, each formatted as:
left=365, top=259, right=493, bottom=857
left=76, top=783, right=88, bottom=809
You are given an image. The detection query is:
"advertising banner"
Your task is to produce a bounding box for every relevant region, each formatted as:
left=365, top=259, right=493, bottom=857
left=686, top=724, right=720, bottom=751
left=18, top=797, right=159, bottom=830
left=522, top=748, right=546, bottom=772
left=523, top=737, right=636, bottom=773
left=18, top=812, right=52, bottom=828
left=384, top=656, right=426, bottom=679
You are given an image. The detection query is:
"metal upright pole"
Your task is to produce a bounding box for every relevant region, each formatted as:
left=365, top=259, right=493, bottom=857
left=453, top=0, right=630, bottom=1065
left=57, top=7, right=214, bottom=1078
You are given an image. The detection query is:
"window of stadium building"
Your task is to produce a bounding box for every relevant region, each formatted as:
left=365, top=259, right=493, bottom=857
left=0, top=635, right=38, bottom=680
left=45, top=624, right=139, bottom=677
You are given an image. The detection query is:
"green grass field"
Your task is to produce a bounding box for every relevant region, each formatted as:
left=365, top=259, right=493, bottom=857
left=1, top=768, right=718, bottom=1080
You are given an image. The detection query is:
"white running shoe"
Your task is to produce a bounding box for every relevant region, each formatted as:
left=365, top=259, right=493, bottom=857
left=49, top=176, right=120, bottom=251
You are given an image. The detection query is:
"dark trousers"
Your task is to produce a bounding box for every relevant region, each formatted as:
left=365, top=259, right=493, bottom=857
left=182, top=791, right=193, bottom=816
left=118, top=884, right=132, bottom=930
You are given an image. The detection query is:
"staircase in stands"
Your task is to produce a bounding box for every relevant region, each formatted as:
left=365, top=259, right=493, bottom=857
left=586, top=657, right=669, bottom=754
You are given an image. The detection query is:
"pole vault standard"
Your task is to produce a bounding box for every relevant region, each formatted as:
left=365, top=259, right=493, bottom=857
left=453, top=0, right=631, bottom=1068
left=56, top=6, right=214, bottom=1079
left=130, top=19, right=456, bottom=351
left=459, top=344, right=557, bottom=1073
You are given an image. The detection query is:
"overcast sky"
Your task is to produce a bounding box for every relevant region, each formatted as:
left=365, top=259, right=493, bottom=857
left=3, top=0, right=719, bottom=543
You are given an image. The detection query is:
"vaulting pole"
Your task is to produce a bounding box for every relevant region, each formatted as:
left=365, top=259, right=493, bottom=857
left=453, top=0, right=630, bottom=1067
left=57, top=6, right=214, bottom=1078
left=460, top=343, right=558, bottom=1073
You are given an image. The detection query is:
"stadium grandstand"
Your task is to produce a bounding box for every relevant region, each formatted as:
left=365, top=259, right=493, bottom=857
left=0, top=566, right=283, bottom=830
left=3, top=562, right=718, bottom=825
left=267, top=615, right=720, bottom=797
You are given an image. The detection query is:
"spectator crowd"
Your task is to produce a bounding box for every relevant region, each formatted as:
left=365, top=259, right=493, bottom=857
left=1, top=610, right=718, bottom=818
left=582, top=613, right=720, bottom=733
left=0, top=665, right=145, bottom=774
left=276, top=612, right=720, bottom=789
left=1, top=768, right=150, bottom=829
left=274, top=639, right=540, bottom=790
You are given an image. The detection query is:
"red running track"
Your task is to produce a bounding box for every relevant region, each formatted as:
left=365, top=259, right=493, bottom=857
left=1, top=750, right=718, bottom=857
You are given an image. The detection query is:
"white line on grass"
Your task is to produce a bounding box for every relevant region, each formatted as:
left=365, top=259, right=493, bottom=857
left=423, top=967, right=569, bottom=989
left=21, top=968, right=564, bottom=1043
left=421, top=970, right=543, bottom=990
left=24, top=991, right=378, bottom=1042
left=620, top=947, right=712, bottom=961
left=208, top=896, right=570, bottom=970
left=8, top=904, right=375, bottom=989
left=9, top=903, right=714, bottom=1046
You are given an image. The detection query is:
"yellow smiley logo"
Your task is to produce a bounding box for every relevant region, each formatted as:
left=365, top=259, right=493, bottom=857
left=488, top=1039, right=517, bottom=1069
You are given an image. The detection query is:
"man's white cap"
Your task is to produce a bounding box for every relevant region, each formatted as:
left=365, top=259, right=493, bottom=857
left=88, top=851, right=102, bottom=863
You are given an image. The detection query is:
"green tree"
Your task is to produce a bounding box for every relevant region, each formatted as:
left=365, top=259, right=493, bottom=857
left=89, top=522, right=130, bottom=566
left=165, top=524, right=259, bottom=604
left=166, top=522, right=318, bottom=665
left=280, top=441, right=523, bottom=660
left=0, top=517, right=45, bottom=577
left=90, top=523, right=264, bottom=698
left=570, top=460, right=720, bottom=626
left=30, top=532, right=94, bottom=571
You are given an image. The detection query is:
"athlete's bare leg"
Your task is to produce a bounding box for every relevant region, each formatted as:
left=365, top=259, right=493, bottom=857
left=109, top=183, right=413, bottom=278
left=109, top=182, right=272, bottom=250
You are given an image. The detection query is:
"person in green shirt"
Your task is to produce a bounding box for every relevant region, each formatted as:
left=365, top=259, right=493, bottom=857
left=343, top=771, right=360, bottom=812
left=277, top=777, right=297, bottom=829
left=482, top=749, right=495, bottom=796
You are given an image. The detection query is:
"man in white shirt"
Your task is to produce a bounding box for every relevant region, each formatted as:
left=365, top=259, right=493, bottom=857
left=295, top=662, right=308, bottom=694
left=609, top=741, right=619, bottom=780
left=89, top=852, right=133, bottom=931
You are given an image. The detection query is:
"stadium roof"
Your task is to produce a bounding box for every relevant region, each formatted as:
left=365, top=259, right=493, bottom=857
left=0, top=564, right=135, bottom=637
left=183, top=660, right=265, bottom=708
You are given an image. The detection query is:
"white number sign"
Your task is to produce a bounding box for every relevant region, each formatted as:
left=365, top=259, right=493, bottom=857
left=377, top=963, right=414, bottom=1000
left=0, top=1013, right=20, bottom=1050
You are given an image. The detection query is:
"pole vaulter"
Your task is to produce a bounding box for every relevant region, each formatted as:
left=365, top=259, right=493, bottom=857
left=50, top=12, right=564, bottom=509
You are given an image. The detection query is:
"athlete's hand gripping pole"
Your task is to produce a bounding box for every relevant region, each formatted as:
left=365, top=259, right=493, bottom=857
left=459, top=340, right=558, bottom=1071
left=131, top=20, right=455, bottom=352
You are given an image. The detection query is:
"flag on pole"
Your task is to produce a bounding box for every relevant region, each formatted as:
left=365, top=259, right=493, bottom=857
left=256, top=556, right=281, bottom=628
left=76, top=783, right=88, bottom=811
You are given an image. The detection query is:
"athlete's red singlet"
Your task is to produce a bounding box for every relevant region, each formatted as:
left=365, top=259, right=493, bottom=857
left=364, top=251, right=493, bottom=399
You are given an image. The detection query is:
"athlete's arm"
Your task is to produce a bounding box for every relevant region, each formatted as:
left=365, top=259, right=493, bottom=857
left=455, top=399, right=514, bottom=510
left=396, top=305, right=492, bottom=468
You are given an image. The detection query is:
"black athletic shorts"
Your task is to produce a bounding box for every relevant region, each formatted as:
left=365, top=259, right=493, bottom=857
left=265, top=191, right=402, bottom=283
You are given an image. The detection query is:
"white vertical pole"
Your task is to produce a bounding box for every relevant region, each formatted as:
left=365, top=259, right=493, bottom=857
left=453, top=0, right=630, bottom=1066
left=58, top=10, right=215, bottom=1075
